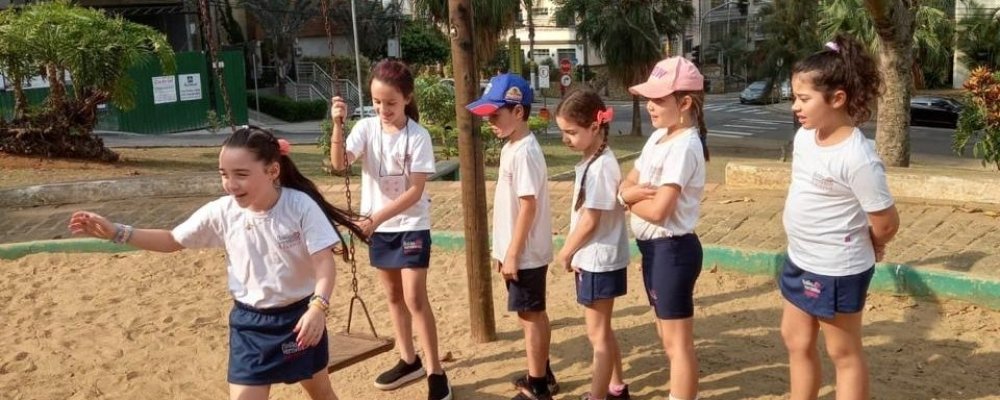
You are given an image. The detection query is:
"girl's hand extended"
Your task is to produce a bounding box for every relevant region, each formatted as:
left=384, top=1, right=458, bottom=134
left=68, top=211, right=115, bottom=240
left=293, top=307, right=327, bottom=349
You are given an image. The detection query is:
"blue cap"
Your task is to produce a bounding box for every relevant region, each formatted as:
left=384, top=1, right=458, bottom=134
left=466, top=73, right=534, bottom=116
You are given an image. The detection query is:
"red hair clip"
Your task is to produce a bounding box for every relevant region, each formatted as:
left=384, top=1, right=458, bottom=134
left=277, top=138, right=291, bottom=156
left=596, top=107, right=614, bottom=124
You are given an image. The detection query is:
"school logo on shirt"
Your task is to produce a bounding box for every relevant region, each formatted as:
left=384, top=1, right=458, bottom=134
left=277, top=231, right=302, bottom=249
left=810, top=173, right=835, bottom=191
left=802, top=279, right=823, bottom=299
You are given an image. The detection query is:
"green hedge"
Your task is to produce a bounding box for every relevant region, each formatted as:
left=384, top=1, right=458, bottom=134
left=248, top=94, right=327, bottom=122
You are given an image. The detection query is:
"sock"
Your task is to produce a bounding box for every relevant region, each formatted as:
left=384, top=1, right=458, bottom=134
left=545, top=359, right=554, bottom=380
left=608, top=383, right=626, bottom=396
left=528, top=375, right=549, bottom=395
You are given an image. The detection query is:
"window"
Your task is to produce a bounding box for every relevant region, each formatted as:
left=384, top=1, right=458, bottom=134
left=531, top=7, right=549, bottom=16
left=556, top=48, right=577, bottom=65
left=532, top=49, right=550, bottom=61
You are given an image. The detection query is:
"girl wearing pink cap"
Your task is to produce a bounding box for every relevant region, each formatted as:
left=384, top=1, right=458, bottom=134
left=780, top=34, right=898, bottom=400
left=617, top=56, right=709, bottom=400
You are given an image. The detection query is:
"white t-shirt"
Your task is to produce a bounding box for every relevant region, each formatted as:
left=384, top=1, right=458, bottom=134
left=570, top=148, right=630, bottom=272
left=493, top=133, right=553, bottom=269
left=783, top=127, right=895, bottom=276
left=629, top=127, right=706, bottom=240
left=171, top=188, right=340, bottom=308
left=345, top=117, right=437, bottom=232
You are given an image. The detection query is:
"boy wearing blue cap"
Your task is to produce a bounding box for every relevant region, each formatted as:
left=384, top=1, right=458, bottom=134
left=467, top=74, right=558, bottom=400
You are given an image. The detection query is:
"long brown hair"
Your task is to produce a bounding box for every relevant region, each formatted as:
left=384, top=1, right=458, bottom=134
left=792, top=33, right=882, bottom=124
left=672, top=90, right=710, bottom=162
left=370, top=59, right=420, bottom=122
left=222, top=126, right=369, bottom=257
left=556, top=89, right=611, bottom=211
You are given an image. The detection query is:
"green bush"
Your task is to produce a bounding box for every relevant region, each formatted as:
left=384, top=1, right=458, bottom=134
left=248, top=94, right=327, bottom=122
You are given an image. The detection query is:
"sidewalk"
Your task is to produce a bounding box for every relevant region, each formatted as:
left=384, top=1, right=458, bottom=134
left=2, top=180, right=997, bottom=281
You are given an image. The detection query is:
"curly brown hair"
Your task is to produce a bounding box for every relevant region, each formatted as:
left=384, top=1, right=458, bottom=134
left=792, top=33, right=882, bottom=124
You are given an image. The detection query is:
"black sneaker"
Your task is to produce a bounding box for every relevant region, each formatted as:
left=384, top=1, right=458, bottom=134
left=512, top=374, right=559, bottom=396
left=374, top=356, right=425, bottom=390
left=427, top=373, right=452, bottom=400
left=607, top=384, right=632, bottom=400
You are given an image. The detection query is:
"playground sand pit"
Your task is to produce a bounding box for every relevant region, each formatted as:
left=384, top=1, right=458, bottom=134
left=1, top=248, right=997, bottom=400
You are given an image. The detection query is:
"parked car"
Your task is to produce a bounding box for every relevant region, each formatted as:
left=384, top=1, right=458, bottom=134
left=740, top=80, right=778, bottom=105
left=779, top=79, right=792, bottom=100
left=910, top=96, right=962, bottom=128
left=349, top=105, right=376, bottom=120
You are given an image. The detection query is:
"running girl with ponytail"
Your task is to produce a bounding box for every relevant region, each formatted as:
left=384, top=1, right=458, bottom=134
left=618, top=56, right=709, bottom=400
left=780, top=34, right=899, bottom=400
left=556, top=89, right=632, bottom=400
left=68, top=126, right=366, bottom=400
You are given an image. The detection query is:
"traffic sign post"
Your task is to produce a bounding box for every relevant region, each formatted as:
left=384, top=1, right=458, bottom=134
left=538, top=65, right=550, bottom=89
left=560, top=73, right=571, bottom=97
left=559, top=58, right=572, bottom=74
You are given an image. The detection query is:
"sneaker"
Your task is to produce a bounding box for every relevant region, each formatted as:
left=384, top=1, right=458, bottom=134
left=512, top=374, right=559, bottom=396
left=511, top=387, right=553, bottom=400
left=607, top=384, right=632, bottom=400
left=374, top=356, right=425, bottom=390
left=427, top=373, right=452, bottom=400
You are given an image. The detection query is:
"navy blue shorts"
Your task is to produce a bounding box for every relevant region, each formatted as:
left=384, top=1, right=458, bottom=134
left=505, top=265, right=548, bottom=312
left=779, top=258, right=874, bottom=319
left=369, top=230, right=432, bottom=268
left=576, top=269, right=628, bottom=306
left=637, top=234, right=703, bottom=320
left=228, top=297, right=329, bottom=385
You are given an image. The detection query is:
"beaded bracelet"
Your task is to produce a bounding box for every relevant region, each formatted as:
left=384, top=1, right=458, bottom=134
left=309, top=295, right=329, bottom=312
left=111, top=223, right=134, bottom=244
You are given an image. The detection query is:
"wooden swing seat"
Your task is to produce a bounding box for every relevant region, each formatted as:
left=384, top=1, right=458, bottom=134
left=326, top=331, right=395, bottom=373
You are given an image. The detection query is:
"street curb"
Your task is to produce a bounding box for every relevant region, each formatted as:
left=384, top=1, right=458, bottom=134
left=0, top=174, right=224, bottom=208
left=3, top=232, right=997, bottom=310
left=726, top=161, right=1000, bottom=205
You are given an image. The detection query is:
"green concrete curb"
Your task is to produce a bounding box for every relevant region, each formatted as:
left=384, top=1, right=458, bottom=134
left=3, top=232, right=998, bottom=310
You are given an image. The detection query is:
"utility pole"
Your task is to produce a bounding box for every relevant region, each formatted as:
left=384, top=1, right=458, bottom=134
left=448, top=0, right=497, bottom=343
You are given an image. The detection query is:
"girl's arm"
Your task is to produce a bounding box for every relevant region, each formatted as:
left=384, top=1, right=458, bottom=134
left=558, top=208, right=601, bottom=271
left=295, top=245, right=337, bottom=348
left=618, top=168, right=657, bottom=206
left=868, top=205, right=900, bottom=261
left=628, top=184, right=681, bottom=224
left=329, top=97, right=357, bottom=171
left=369, top=172, right=430, bottom=228
left=68, top=211, right=184, bottom=253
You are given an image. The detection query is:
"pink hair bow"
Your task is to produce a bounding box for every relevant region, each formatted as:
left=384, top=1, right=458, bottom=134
left=596, top=107, right=614, bottom=124
left=277, top=138, right=291, bottom=156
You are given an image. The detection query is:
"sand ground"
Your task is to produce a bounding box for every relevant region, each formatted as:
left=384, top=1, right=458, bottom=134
left=1, top=248, right=997, bottom=400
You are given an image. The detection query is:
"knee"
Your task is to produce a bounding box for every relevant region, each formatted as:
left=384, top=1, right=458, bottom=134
left=825, top=343, right=864, bottom=367
left=781, top=328, right=815, bottom=356
left=385, top=287, right=405, bottom=306
left=403, top=292, right=428, bottom=314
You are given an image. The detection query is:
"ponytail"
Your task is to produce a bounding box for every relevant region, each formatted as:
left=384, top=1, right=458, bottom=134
left=405, top=101, right=420, bottom=123
left=675, top=91, right=710, bottom=162
left=792, top=33, right=881, bottom=124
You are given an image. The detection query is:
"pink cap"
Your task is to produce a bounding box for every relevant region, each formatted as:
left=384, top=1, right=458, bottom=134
left=629, top=57, right=704, bottom=99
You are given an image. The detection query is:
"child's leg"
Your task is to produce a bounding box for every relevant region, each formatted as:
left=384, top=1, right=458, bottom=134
left=819, top=311, right=868, bottom=400
left=656, top=317, right=698, bottom=400
left=517, top=310, right=551, bottom=378
left=229, top=384, right=270, bottom=400
left=609, top=318, right=625, bottom=388
left=401, top=267, right=443, bottom=374
left=377, top=269, right=415, bottom=362
left=781, top=299, right=821, bottom=400
left=299, top=371, right=340, bottom=400
left=584, top=298, right=617, bottom=398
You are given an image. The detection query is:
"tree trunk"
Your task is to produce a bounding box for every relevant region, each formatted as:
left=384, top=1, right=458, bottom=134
left=865, top=0, right=917, bottom=167
left=631, top=95, right=643, bottom=136
left=46, top=63, right=66, bottom=111
left=448, top=0, right=496, bottom=343
left=12, top=82, right=27, bottom=120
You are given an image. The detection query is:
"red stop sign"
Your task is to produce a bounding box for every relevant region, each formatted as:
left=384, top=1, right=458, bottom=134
left=559, top=58, right=572, bottom=74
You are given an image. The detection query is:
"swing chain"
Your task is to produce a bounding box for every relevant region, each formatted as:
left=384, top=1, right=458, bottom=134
left=196, top=0, right=235, bottom=132
left=319, top=0, right=378, bottom=338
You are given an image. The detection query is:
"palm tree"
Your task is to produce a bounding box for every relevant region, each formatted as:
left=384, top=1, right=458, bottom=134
left=555, top=0, right=694, bottom=136
left=753, top=0, right=822, bottom=84
left=819, top=0, right=954, bottom=89
left=0, top=11, right=34, bottom=120
left=956, top=0, right=1000, bottom=72
left=862, top=0, right=919, bottom=167
left=242, top=0, right=319, bottom=97
left=413, top=0, right=522, bottom=67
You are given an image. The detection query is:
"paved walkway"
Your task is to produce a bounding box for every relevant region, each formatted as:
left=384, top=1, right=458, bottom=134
left=3, top=181, right=997, bottom=280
